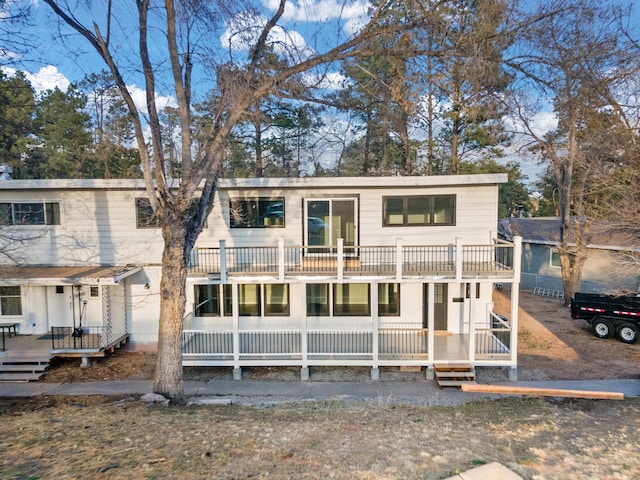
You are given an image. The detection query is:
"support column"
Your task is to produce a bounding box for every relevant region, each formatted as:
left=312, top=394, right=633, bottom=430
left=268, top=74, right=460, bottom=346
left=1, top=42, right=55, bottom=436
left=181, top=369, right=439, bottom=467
left=232, top=282, right=241, bottom=380
left=300, top=283, right=309, bottom=381
left=427, top=282, right=435, bottom=378
left=219, top=239, right=227, bottom=283
left=509, top=236, right=522, bottom=379
left=337, top=238, right=344, bottom=281
left=278, top=237, right=285, bottom=282
left=371, top=281, right=379, bottom=381
left=468, top=282, right=476, bottom=364
left=396, top=238, right=403, bottom=281
left=455, top=237, right=463, bottom=282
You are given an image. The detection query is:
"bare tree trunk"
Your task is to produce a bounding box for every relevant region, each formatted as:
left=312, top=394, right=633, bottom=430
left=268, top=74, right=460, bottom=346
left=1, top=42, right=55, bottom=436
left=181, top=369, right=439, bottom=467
left=153, top=218, right=188, bottom=398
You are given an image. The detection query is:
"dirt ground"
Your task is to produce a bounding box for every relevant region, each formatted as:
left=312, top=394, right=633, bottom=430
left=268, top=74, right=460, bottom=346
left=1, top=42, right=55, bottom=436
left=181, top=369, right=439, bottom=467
left=41, top=289, right=640, bottom=383
left=1, top=290, right=639, bottom=479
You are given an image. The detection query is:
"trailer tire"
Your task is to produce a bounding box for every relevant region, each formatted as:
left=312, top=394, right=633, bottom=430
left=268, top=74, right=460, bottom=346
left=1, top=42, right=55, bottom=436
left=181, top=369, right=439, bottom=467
left=617, top=323, right=639, bottom=344
left=592, top=318, right=615, bottom=339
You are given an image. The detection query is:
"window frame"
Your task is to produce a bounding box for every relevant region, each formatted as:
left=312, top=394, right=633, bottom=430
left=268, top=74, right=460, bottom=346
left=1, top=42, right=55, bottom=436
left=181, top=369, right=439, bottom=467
left=229, top=198, right=285, bottom=229
left=378, top=283, right=400, bottom=316
left=550, top=248, right=561, bottom=268
left=194, top=284, right=232, bottom=317
left=0, top=202, right=61, bottom=226
left=136, top=197, right=204, bottom=229
left=382, top=195, right=455, bottom=227
left=333, top=283, right=370, bottom=316
left=0, top=286, right=22, bottom=316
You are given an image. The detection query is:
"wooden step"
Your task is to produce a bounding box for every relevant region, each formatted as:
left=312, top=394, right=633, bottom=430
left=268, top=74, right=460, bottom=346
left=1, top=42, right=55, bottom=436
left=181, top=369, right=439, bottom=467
left=434, top=364, right=476, bottom=388
left=0, top=372, right=45, bottom=382
left=0, top=364, right=48, bottom=373
left=437, top=380, right=478, bottom=388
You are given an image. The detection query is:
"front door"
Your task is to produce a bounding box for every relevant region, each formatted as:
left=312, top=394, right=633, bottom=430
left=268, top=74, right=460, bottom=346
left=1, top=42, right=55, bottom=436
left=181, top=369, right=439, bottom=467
left=423, top=283, right=448, bottom=331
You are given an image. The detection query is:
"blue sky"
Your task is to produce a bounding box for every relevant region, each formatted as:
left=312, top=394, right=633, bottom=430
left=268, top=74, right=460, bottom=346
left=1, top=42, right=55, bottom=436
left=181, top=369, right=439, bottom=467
left=4, top=0, right=639, bottom=183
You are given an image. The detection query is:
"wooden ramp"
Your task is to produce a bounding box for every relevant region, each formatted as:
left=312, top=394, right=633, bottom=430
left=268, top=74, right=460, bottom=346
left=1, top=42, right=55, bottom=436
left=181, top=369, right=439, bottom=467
left=0, top=351, right=52, bottom=382
left=434, top=364, right=476, bottom=388
left=461, top=383, right=624, bottom=400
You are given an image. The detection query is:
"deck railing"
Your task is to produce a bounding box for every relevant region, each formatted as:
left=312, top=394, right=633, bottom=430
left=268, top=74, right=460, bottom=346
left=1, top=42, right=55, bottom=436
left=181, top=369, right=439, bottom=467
left=189, top=239, right=516, bottom=278
left=51, top=326, right=104, bottom=350
left=475, top=313, right=512, bottom=358
left=183, top=327, right=436, bottom=362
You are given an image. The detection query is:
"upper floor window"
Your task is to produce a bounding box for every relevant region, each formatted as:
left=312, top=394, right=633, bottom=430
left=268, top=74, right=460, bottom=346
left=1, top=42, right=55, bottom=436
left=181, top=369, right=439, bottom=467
left=0, top=202, right=60, bottom=226
left=550, top=248, right=561, bottom=268
left=136, top=198, right=203, bottom=229
left=382, top=195, right=455, bottom=226
left=230, top=198, right=284, bottom=228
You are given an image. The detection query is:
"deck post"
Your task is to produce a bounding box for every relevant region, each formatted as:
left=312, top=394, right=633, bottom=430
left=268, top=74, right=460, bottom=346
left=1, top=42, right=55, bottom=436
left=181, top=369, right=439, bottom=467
left=219, top=239, right=227, bottom=283
left=427, top=282, right=435, bottom=377
left=509, top=236, right=522, bottom=375
left=278, top=237, right=285, bottom=281
left=371, top=282, right=379, bottom=380
left=395, top=238, right=402, bottom=281
left=232, top=283, right=241, bottom=380
left=300, top=283, right=309, bottom=381
left=455, top=237, right=463, bottom=282
left=337, top=238, right=344, bottom=281
left=468, top=282, right=476, bottom=364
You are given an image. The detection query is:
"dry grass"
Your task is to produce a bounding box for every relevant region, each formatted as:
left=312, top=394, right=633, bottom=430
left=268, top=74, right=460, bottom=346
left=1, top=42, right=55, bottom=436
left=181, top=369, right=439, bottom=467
left=0, top=396, right=638, bottom=479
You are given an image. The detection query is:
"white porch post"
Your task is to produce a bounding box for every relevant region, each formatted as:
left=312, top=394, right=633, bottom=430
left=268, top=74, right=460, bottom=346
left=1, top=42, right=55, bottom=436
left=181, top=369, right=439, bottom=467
left=468, top=282, right=476, bottom=364
left=426, top=282, right=435, bottom=379
left=300, top=283, right=309, bottom=381
left=371, top=281, right=379, bottom=380
left=278, top=237, right=285, bottom=282
left=509, top=236, right=522, bottom=380
left=219, top=239, right=227, bottom=283
left=395, top=238, right=403, bottom=281
left=455, top=237, right=463, bottom=282
left=337, top=238, right=344, bottom=281
left=232, top=282, right=241, bottom=380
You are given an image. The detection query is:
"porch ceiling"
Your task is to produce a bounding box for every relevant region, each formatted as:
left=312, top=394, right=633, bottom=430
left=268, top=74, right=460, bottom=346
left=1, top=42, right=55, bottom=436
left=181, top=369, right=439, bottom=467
left=0, top=265, right=142, bottom=286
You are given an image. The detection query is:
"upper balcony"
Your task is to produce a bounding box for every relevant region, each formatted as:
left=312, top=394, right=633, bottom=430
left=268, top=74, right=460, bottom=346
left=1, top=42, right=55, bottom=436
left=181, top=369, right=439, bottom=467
left=188, top=237, right=521, bottom=282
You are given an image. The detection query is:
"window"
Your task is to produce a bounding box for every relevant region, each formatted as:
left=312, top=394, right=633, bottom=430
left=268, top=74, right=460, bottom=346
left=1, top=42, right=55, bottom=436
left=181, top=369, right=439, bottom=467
left=194, top=285, right=232, bottom=317
left=55, top=285, right=64, bottom=294
left=307, top=284, right=329, bottom=315
left=229, top=198, right=285, bottom=228
left=551, top=248, right=561, bottom=268
left=305, top=198, right=357, bottom=249
left=382, top=195, right=455, bottom=226
left=0, top=202, right=60, bottom=226
left=265, top=284, right=290, bottom=316
left=90, top=286, right=100, bottom=298
left=378, top=283, right=400, bottom=316
left=333, top=283, right=370, bottom=316
left=239, top=284, right=260, bottom=316
left=136, top=198, right=203, bottom=228
left=0, top=286, right=22, bottom=316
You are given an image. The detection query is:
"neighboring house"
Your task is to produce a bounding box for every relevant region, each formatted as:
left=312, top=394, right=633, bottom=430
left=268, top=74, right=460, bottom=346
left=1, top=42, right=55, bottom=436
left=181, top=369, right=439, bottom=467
left=499, top=217, right=640, bottom=295
left=0, top=175, right=522, bottom=378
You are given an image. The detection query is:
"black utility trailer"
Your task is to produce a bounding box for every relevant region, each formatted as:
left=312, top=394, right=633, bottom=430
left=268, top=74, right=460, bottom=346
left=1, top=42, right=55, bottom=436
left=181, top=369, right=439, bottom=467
left=570, top=293, right=640, bottom=344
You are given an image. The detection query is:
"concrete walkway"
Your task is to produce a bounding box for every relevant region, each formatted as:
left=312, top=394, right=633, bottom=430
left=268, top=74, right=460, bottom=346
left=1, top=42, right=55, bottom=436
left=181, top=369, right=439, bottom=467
left=1, top=378, right=638, bottom=405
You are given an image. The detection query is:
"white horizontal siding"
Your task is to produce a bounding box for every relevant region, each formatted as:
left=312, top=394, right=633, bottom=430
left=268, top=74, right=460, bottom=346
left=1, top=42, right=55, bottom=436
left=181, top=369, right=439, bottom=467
left=0, top=176, right=502, bottom=266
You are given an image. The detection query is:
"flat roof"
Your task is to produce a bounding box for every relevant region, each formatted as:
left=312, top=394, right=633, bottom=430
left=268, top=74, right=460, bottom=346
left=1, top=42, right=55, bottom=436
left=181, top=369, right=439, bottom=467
left=0, top=265, right=142, bottom=286
left=0, top=174, right=508, bottom=191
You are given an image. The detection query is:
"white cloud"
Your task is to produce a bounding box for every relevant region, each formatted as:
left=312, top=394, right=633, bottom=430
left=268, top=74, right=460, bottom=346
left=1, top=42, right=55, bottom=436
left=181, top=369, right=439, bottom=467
left=261, top=0, right=371, bottom=24
left=302, top=71, right=350, bottom=90
left=220, top=11, right=314, bottom=62
left=126, top=84, right=177, bottom=114
left=1, top=65, right=70, bottom=94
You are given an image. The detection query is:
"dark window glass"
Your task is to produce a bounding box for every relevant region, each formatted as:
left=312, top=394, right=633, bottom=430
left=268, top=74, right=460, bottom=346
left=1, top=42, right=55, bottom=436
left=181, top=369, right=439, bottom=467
left=265, top=284, right=290, bottom=316
left=378, top=283, right=400, bottom=316
left=230, top=198, right=284, bottom=228
left=383, top=195, right=455, bottom=226
left=333, top=283, right=370, bottom=316
left=306, top=284, right=329, bottom=316
left=0, top=286, right=22, bottom=316
left=239, top=284, right=260, bottom=316
left=195, top=285, right=221, bottom=316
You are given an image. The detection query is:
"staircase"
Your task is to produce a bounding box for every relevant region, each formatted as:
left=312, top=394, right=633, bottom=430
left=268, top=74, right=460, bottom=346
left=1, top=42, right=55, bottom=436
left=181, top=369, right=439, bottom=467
left=0, top=352, right=52, bottom=382
left=434, top=364, right=476, bottom=388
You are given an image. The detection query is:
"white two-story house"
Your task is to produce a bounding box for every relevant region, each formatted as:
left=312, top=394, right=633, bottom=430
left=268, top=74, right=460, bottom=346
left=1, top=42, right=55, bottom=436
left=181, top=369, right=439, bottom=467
left=0, top=175, right=521, bottom=379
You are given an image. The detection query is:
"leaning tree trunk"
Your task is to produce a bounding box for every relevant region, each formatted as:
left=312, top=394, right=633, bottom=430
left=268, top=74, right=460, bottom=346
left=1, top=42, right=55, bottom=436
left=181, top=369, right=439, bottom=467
left=153, top=218, right=189, bottom=399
